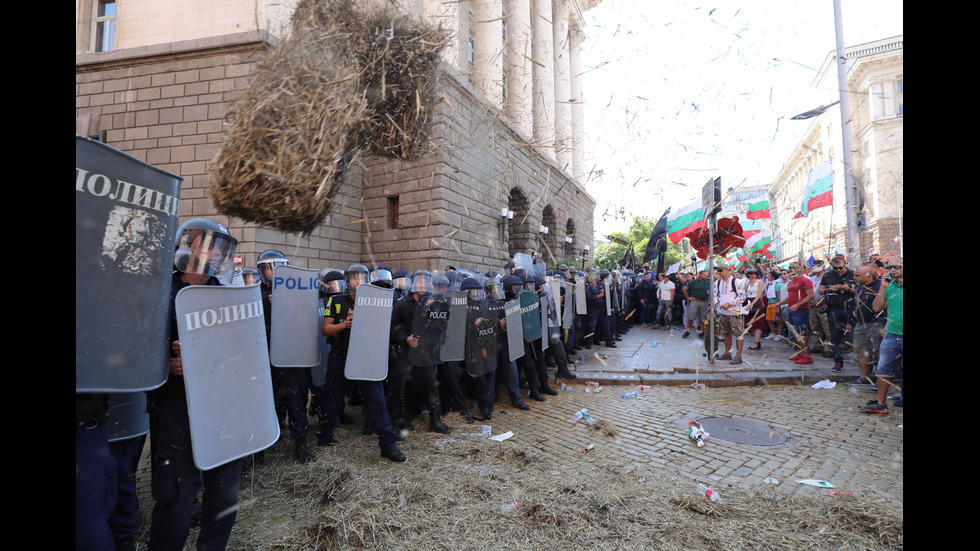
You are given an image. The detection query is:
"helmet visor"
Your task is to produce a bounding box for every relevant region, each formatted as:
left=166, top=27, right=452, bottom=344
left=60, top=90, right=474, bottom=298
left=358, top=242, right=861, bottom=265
left=174, top=229, right=238, bottom=285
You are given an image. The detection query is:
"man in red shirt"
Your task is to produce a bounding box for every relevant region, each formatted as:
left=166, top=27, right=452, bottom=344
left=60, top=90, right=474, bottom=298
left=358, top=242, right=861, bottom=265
left=775, top=262, right=815, bottom=364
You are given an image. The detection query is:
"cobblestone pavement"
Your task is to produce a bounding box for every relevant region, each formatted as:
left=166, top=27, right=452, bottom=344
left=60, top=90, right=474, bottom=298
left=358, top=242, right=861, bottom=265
left=132, top=322, right=904, bottom=540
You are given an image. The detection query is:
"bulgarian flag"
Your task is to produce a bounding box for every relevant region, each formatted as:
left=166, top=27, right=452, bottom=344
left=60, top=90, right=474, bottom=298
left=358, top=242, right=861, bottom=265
left=746, top=198, right=771, bottom=220
left=741, top=219, right=763, bottom=239
left=666, top=199, right=706, bottom=244
left=801, top=160, right=833, bottom=217
left=745, top=228, right=772, bottom=253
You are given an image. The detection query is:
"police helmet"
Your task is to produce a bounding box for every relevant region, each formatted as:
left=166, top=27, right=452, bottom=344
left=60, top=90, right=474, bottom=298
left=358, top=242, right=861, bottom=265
left=460, top=277, right=485, bottom=301
left=501, top=274, right=524, bottom=299
left=370, top=267, right=393, bottom=289
left=392, top=269, right=410, bottom=290
left=344, top=264, right=369, bottom=294
left=174, top=218, right=239, bottom=285
left=484, top=277, right=502, bottom=301
left=240, top=267, right=261, bottom=286
left=319, top=269, right=345, bottom=298
left=256, top=250, right=289, bottom=286
left=411, top=270, right=433, bottom=295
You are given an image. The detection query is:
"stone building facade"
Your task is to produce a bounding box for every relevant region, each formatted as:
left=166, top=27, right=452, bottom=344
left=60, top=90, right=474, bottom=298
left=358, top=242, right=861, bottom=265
left=75, top=0, right=598, bottom=273
left=769, top=36, right=903, bottom=264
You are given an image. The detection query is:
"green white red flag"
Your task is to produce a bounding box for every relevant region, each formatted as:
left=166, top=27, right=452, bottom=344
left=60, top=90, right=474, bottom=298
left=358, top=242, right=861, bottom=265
left=666, top=199, right=706, bottom=244
left=746, top=198, right=771, bottom=220
left=801, top=161, right=833, bottom=217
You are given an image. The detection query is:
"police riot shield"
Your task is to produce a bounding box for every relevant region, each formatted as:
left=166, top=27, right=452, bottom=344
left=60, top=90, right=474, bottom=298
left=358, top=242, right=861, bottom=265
left=519, top=289, right=542, bottom=342
left=465, top=301, right=497, bottom=377
left=540, top=296, right=550, bottom=352
left=76, top=136, right=182, bottom=393
left=311, top=299, right=331, bottom=386
left=504, top=298, right=525, bottom=362
left=603, top=276, right=613, bottom=316
left=561, top=279, right=575, bottom=329
left=105, top=392, right=149, bottom=442
left=270, top=266, right=322, bottom=368
left=174, top=284, right=279, bottom=470
left=575, top=274, right=588, bottom=315
left=513, top=253, right=534, bottom=275
left=440, top=290, right=468, bottom=362
left=345, top=283, right=395, bottom=381
left=409, top=294, right=451, bottom=367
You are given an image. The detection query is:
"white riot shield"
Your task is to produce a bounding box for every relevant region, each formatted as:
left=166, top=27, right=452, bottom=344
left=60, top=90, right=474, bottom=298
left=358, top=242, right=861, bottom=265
left=311, top=299, right=330, bottom=386
left=105, top=392, right=149, bottom=442
left=603, top=276, right=613, bottom=316
left=550, top=279, right=562, bottom=327
left=76, top=136, right=182, bottom=393
left=504, top=299, right=525, bottom=362
left=440, top=290, right=468, bottom=362
left=345, top=284, right=395, bottom=381
left=575, top=275, right=587, bottom=315
left=562, top=281, right=575, bottom=329
left=540, top=296, right=549, bottom=352
left=270, top=266, right=321, bottom=367
left=175, top=284, right=279, bottom=470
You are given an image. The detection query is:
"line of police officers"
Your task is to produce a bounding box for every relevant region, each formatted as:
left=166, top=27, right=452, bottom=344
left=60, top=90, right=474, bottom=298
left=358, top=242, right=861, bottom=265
left=77, top=217, right=646, bottom=551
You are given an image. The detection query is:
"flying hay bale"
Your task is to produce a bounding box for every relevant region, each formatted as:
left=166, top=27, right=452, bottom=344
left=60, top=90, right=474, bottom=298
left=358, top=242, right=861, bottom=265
left=209, top=0, right=449, bottom=234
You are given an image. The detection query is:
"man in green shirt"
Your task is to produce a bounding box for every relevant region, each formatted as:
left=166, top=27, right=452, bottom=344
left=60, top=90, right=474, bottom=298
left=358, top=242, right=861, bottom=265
left=684, top=270, right=711, bottom=338
left=860, top=257, right=903, bottom=414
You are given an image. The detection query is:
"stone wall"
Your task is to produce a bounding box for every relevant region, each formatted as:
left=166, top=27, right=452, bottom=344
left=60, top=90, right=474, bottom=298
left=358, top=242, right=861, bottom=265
left=76, top=31, right=594, bottom=275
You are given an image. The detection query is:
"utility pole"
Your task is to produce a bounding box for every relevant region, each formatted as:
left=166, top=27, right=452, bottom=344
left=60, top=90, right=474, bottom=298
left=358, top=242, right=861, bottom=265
left=834, top=0, right=862, bottom=265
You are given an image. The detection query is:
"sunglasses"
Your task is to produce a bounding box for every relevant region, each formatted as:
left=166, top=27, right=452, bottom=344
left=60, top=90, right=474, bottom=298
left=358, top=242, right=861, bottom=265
left=834, top=266, right=847, bottom=271
left=884, top=265, right=902, bottom=270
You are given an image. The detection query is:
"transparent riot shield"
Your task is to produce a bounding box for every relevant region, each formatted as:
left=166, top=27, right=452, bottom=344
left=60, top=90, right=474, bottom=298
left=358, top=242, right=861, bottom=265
left=465, top=301, right=497, bottom=377
left=409, top=293, right=450, bottom=367
left=519, top=289, right=542, bottom=342
left=440, top=290, right=468, bottom=363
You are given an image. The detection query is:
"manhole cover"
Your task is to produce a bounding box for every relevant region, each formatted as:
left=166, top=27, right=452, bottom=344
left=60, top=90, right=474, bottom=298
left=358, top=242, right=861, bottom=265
left=695, top=416, right=786, bottom=446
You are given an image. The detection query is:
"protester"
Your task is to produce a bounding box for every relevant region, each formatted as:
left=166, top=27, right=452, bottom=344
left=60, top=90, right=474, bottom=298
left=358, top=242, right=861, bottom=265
left=684, top=270, right=710, bottom=338
left=808, top=261, right=833, bottom=358
left=819, top=256, right=856, bottom=372
left=775, top=262, right=815, bottom=364
left=846, top=263, right=884, bottom=386
left=713, top=263, right=747, bottom=364
left=860, top=257, right=903, bottom=413
left=743, top=268, right=766, bottom=350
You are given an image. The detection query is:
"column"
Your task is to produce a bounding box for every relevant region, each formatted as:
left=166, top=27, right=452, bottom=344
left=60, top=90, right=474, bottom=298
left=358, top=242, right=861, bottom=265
left=569, top=22, right=585, bottom=182
left=552, top=1, right=571, bottom=172
left=473, top=0, right=503, bottom=107
left=505, top=0, right=533, bottom=137
left=531, top=0, right=555, bottom=160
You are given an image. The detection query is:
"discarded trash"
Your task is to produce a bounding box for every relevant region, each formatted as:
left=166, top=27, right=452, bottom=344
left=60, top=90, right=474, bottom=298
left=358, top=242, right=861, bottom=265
left=489, top=431, right=513, bottom=442
left=688, top=421, right=709, bottom=447
left=621, top=392, right=637, bottom=399
left=581, top=443, right=594, bottom=452
left=579, top=355, right=585, bottom=361
left=828, top=490, right=852, bottom=496
left=690, top=383, right=705, bottom=389
left=573, top=408, right=597, bottom=425
left=811, top=380, right=837, bottom=389
left=559, top=382, right=568, bottom=391
left=636, top=385, right=650, bottom=390
left=585, top=386, right=603, bottom=394
left=500, top=501, right=520, bottom=513
left=651, top=341, right=659, bottom=348
left=762, top=477, right=780, bottom=485
left=696, top=483, right=723, bottom=504
left=638, top=477, right=646, bottom=483
left=585, top=381, right=599, bottom=387
left=796, top=479, right=835, bottom=488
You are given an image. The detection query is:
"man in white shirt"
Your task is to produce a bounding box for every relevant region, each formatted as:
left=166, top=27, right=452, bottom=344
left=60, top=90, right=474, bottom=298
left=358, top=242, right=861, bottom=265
left=713, top=262, right=747, bottom=364
left=653, top=273, right=675, bottom=329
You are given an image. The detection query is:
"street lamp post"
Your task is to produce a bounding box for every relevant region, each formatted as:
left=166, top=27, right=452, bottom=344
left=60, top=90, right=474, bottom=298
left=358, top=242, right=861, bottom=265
left=791, top=0, right=862, bottom=266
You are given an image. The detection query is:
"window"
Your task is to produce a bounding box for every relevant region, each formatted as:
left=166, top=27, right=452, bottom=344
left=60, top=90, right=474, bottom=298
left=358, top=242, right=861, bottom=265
left=387, top=196, right=400, bottom=229
left=92, top=0, right=116, bottom=53
left=896, top=79, right=903, bottom=114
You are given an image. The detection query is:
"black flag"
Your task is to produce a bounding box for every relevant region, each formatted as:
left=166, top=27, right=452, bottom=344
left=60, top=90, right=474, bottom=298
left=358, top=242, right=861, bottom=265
left=643, top=209, right=670, bottom=272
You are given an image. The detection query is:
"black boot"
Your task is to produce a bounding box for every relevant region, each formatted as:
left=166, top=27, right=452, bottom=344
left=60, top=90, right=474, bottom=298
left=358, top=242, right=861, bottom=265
left=511, top=400, right=531, bottom=410
left=557, top=367, right=577, bottom=379
left=429, top=413, right=451, bottom=434
left=540, top=384, right=559, bottom=396
left=529, top=390, right=546, bottom=401
left=295, top=436, right=314, bottom=464
left=381, top=445, right=407, bottom=462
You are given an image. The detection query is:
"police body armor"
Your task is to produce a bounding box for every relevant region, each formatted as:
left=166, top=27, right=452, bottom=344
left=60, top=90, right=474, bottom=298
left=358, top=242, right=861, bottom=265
left=174, top=284, right=279, bottom=470
left=409, top=293, right=451, bottom=366
left=76, top=136, right=182, bottom=393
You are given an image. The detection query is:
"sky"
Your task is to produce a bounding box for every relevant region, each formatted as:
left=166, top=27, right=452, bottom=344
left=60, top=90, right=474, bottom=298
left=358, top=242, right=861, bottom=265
left=578, top=0, right=904, bottom=240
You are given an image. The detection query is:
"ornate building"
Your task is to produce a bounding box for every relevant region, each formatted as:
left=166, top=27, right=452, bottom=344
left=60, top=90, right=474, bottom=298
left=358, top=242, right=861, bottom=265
left=769, top=36, right=903, bottom=264
left=76, top=0, right=599, bottom=272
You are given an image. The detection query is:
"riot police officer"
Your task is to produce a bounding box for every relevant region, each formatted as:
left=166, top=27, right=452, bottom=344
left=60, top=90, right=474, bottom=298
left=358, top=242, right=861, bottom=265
left=321, top=264, right=406, bottom=461
left=148, top=218, right=244, bottom=551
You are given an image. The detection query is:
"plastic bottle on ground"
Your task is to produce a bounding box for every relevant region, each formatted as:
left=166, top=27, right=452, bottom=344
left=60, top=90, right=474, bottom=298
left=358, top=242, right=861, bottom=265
left=621, top=392, right=637, bottom=399
left=696, top=483, right=722, bottom=503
